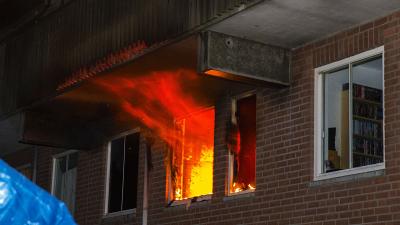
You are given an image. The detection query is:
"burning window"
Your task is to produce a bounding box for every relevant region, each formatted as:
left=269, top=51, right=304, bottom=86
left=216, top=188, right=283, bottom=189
left=228, top=94, right=256, bottom=194
left=168, top=107, right=215, bottom=201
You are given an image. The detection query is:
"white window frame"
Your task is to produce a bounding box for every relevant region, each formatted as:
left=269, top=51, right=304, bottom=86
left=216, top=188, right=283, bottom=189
left=227, top=91, right=257, bottom=196
left=104, top=128, right=140, bottom=216
left=314, top=46, right=385, bottom=181
left=51, top=150, right=79, bottom=214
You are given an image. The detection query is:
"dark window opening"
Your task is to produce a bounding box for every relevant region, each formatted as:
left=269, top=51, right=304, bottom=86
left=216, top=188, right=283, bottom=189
left=108, top=132, right=140, bottom=213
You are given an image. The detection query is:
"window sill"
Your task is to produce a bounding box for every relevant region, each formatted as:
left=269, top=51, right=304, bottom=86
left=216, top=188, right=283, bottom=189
left=223, top=189, right=255, bottom=202
left=167, top=194, right=211, bottom=209
left=103, top=209, right=136, bottom=219
left=311, top=164, right=385, bottom=187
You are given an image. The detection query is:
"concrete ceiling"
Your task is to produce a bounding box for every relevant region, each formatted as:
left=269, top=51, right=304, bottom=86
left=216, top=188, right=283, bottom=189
left=210, top=0, right=400, bottom=49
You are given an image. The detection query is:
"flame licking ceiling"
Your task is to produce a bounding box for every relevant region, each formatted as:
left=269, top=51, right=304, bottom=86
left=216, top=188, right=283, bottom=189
left=95, top=69, right=214, bottom=200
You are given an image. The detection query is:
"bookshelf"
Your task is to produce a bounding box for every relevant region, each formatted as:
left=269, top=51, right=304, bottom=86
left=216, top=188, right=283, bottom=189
left=346, top=83, right=383, bottom=168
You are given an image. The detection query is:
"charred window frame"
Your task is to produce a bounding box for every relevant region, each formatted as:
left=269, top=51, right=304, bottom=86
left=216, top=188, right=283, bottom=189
left=105, top=129, right=140, bottom=215
left=51, top=150, right=79, bottom=215
left=227, top=92, right=256, bottom=195
left=314, top=46, right=385, bottom=181
left=167, top=107, right=215, bottom=205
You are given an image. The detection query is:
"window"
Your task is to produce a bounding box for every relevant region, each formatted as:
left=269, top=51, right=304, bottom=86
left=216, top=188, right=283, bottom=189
left=52, top=151, right=78, bottom=215
left=228, top=93, right=256, bottom=194
left=168, top=107, right=215, bottom=202
left=106, top=131, right=140, bottom=214
left=314, top=47, right=384, bottom=180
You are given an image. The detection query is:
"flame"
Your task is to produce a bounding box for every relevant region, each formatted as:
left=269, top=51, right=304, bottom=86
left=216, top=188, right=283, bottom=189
left=231, top=182, right=255, bottom=193
left=229, top=95, right=256, bottom=194
left=232, top=182, right=243, bottom=193
left=95, top=70, right=206, bottom=146
left=188, top=146, right=213, bottom=198
left=173, top=108, right=214, bottom=200
left=95, top=70, right=214, bottom=201
left=175, top=188, right=182, bottom=200
left=248, top=184, right=255, bottom=190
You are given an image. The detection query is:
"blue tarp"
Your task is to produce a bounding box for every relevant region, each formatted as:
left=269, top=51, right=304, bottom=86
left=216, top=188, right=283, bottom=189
left=0, top=159, right=76, bottom=225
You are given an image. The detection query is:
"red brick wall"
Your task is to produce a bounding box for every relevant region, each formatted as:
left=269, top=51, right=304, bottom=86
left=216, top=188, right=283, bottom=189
left=3, top=10, right=400, bottom=225
left=144, top=11, right=400, bottom=225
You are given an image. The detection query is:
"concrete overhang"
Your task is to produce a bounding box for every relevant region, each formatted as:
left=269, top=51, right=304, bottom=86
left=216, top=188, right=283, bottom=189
left=209, top=0, right=400, bottom=49
left=19, top=36, right=255, bottom=150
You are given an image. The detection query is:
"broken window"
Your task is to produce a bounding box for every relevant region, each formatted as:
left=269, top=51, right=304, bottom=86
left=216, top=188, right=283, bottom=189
left=106, top=132, right=140, bottom=213
left=52, top=151, right=78, bottom=215
left=168, top=107, right=215, bottom=201
left=228, top=94, right=256, bottom=194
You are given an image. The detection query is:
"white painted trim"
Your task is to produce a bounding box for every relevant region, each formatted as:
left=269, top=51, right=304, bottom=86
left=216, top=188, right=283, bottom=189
left=313, top=46, right=385, bottom=181
left=314, top=163, right=385, bottom=181
left=314, top=46, right=385, bottom=74
left=314, top=71, right=324, bottom=179
left=104, top=128, right=140, bottom=215
left=104, top=142, right=111, bottom=215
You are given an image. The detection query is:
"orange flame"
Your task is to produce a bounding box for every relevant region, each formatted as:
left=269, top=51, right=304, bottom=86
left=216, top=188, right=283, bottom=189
left=95, top=70, right=214, bottom=200
left=173, top=108, right=214, bottom=200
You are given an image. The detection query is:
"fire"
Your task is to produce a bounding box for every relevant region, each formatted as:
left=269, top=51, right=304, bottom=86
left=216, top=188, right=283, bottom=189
left=173, top=108, right=214, bottom=200
left=248, top=184, right=255, bottom=190
left=95, top=70, right=214, bottom=201
left=231, top=182, right=255, bottom=193
left=228, top=95, right=256, bottom=194
left=175, top=188, right=182, bottom=200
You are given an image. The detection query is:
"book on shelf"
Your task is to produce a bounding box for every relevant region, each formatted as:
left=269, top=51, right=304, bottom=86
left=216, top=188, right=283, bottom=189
left=341, top=83, right=383, bottom=168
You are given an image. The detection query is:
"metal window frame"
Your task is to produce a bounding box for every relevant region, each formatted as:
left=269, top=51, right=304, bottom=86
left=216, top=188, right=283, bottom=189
left=314, top=46, right=385, bottom=181
left=50, top=149, right=79, bottom=215
left=104, top=128, right=140, bottom=215
left=51, top=149, right=79, bottom=195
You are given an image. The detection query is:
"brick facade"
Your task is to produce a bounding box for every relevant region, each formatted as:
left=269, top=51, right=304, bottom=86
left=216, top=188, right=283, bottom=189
left=4, top=10, right=400, bottom=225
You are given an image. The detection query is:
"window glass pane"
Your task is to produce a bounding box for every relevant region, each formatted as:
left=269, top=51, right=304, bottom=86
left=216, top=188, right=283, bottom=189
left=54, top=156, right=67, bottom=199
left=352, top=56, right=383, bottom=167
left=108, top=137, right=124, bottom=213
left=230, top=95, right=256, bottom=193
left=324, top=68, right=349, bottom=172
left=54, top=153, right=78, bottom=215
left=122, top=133, right=140, bottom=210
